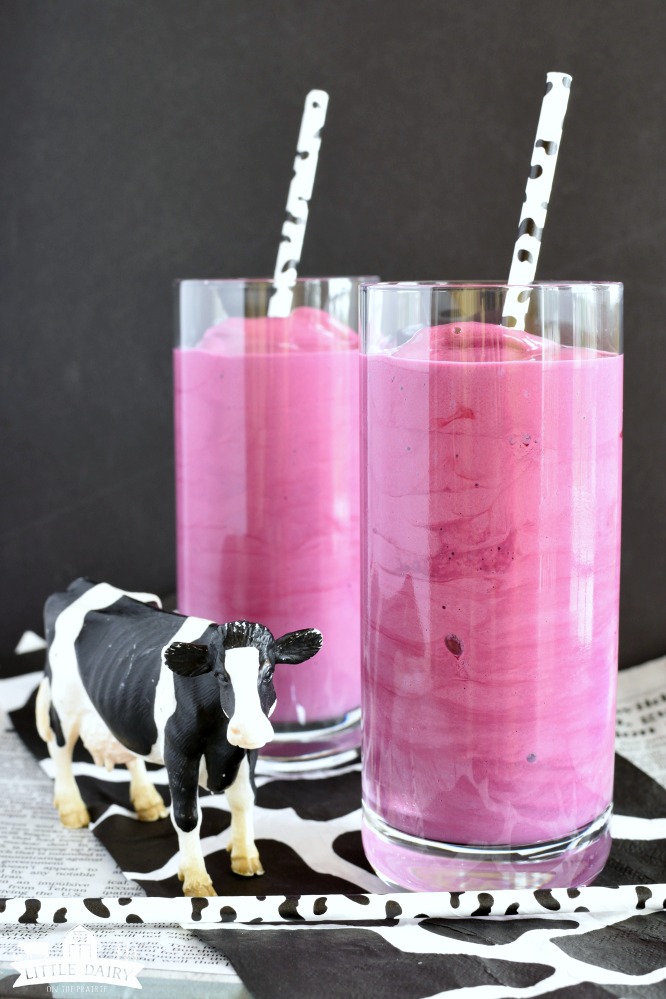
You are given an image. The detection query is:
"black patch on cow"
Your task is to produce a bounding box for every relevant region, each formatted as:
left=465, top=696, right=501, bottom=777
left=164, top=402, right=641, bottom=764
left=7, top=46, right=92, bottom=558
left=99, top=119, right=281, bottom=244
left=73, top=597, right=204, bottom=757
left=552, top=909, right=666, bottom=975
left=332, top=831, right=377, bottom=875
left=48, top=703, right=66, bottom=747
left=201, top=733, right=245, bottom=795
left=54, top=907, right=67, bottom=922
left=419, top=915, right=580, bottom=945
left=256, top=770, right=360, bottom=820
left=313, top=897, right=327, bottom=915
left=164, top=641, right=212, bottom=676
left=194, top=927, right=553, bottom=999
left=84, top=898, right=110, bottom=918
left=220, top=905, right=237, bottom=922
left=126, top=913, right=143, bottom=923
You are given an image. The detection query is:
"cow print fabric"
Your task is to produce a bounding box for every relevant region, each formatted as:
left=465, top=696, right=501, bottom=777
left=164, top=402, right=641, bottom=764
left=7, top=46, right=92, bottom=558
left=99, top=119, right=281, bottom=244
left=4, top=647, right=666, bottom=999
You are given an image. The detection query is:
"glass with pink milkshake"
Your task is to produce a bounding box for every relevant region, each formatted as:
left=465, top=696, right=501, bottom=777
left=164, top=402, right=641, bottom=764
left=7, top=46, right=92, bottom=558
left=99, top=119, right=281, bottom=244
left=360, top=282, right=623, bottom=889
left=175, top=277, right=370, bottom=766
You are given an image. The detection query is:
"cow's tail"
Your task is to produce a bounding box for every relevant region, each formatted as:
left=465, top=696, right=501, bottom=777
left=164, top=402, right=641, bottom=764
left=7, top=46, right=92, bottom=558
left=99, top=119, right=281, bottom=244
left=35, top=676, right=52, bottom=743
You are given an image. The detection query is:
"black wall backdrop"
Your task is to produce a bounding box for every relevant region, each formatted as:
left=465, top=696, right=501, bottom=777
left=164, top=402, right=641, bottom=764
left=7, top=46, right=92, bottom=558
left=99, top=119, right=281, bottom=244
left=0, top=0, right=664, bottom=667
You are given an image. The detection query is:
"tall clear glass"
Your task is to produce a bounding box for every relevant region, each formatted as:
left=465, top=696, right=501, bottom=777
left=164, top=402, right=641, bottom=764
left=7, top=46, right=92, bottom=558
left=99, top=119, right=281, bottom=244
left=360, top=282, right=623, bottom=889
left=175, top=277, right=371, bottom=767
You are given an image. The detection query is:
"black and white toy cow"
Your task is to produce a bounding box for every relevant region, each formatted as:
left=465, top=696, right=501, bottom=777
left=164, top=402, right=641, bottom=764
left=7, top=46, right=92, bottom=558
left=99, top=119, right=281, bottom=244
left=36, top=578, right=322, bottom=896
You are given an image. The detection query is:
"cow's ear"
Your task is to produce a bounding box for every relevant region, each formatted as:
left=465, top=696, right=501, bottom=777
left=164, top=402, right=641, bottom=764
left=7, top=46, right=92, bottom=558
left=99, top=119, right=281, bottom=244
left=274, top=629, right=323, bottom=664
left=164, top=642, right=213, bottom=677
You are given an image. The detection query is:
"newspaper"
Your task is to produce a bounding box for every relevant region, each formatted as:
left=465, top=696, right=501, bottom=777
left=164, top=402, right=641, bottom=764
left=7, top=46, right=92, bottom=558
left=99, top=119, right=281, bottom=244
left=616, top=654, right=666, bottom=789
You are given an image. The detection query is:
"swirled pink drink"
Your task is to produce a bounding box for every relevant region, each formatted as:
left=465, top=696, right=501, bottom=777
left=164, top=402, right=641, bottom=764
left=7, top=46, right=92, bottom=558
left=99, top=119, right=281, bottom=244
left=362, top=322, right=623, bottom=855
left=175, top=307, right=360, bottom=728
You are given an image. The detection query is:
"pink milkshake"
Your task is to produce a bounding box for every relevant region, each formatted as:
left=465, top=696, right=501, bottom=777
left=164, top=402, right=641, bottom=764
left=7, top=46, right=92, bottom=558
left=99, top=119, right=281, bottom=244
left=175, top=286, right=362, bottom=761
left=360, top=284, right=623, bottom=889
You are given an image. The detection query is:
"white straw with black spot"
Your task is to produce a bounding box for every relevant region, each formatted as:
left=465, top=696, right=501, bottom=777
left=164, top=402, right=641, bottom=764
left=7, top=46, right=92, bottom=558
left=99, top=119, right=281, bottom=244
left=502, top=72, right=572, bottom=329
left=2, top=886, right=665, bottom=925
left=267, top=89, right=329, bottom=318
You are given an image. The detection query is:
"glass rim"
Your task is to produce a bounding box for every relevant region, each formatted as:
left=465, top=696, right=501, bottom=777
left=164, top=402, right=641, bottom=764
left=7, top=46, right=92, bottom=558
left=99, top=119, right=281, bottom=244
left=361, top=280, right=623, bottom=291
left=175, top=275, right=379, bottom=287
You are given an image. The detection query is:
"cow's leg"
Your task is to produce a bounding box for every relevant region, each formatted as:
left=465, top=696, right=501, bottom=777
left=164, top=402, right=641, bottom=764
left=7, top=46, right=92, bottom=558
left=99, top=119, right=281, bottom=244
left=36, top=678, right=90, bottom=828
left=165, top=749, right=216, bottom=897
left=225, top=755, right=264, bottom=877
left=126, top=758, right=168, bottom=822
left=51, top=735, right=90, bottom=828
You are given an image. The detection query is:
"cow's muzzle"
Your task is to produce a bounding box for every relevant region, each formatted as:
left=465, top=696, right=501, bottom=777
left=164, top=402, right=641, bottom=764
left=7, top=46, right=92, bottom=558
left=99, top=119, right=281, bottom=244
left=227, top=714, right=274, bottom=750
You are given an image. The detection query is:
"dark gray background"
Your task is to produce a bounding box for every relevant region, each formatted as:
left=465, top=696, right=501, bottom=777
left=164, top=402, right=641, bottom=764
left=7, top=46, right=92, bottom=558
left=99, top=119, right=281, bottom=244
left=1, top=0, right=663, bottom=667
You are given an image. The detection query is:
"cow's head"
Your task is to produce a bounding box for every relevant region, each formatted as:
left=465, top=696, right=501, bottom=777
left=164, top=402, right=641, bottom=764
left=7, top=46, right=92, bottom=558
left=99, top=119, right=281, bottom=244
left=163, top=621, right=322, bottom=750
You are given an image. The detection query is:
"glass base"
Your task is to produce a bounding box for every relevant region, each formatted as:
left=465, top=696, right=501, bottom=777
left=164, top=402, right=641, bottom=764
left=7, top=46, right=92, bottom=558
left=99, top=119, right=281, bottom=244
left=257, top=707, right=361, bottom=772
left=362, top=803, right=613, bottom=891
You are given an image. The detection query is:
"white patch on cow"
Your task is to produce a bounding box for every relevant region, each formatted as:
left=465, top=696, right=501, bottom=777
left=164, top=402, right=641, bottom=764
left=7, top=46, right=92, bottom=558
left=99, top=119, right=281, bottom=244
left=173, top=808, right=215, bottom=896
left=225, top=756, right=263, bottom=876
left=225, top=648, right=274, bottom=750
left=150, top=614, right=214, bottom=761
left=48, top=583, right=161, bottom=768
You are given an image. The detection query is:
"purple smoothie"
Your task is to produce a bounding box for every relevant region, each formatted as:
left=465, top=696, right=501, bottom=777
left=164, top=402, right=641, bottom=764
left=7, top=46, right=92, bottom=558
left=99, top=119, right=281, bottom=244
left=361, top=321, right=623, bottom=882
left=175, top=307, right=360, bottom=728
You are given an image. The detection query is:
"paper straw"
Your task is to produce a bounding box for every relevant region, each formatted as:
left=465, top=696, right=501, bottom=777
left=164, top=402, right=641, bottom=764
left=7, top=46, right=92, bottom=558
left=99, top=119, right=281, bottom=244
left=2, top=886, right=664, bottom=926
left=267, top=89, right=329, bottom=318
left=502, top=72, right=572, bottom=329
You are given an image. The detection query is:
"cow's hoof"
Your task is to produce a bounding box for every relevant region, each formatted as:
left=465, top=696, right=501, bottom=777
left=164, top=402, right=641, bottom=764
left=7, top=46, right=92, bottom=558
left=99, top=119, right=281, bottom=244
left=135, top=801, right=169, bottom=822
left=131, top=784, right=168, bottom=822
left=57, top=804, right=90, bottom=829
left=231, top=854, right=265, bottom=877
left=182, top=881, right=218, bottom=897
left=178, top=868, right=217, bottom=896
